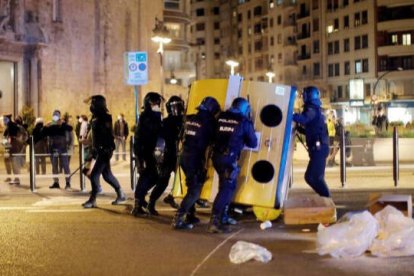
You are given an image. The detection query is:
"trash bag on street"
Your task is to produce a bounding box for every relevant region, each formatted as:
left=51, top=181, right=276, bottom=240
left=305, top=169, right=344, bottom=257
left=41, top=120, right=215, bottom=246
left=229, top=241, right=272, bottom=264
left=370, top=205, right=414, bottom=257
left=317, top=211, right=378, bottom=258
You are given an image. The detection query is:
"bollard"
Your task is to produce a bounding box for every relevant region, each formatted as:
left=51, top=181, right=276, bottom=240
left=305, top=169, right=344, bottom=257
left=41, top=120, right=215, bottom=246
left=393, top=126, right=399, bottom=187
left=29, top=136, right=36, bottom=192
left=79, top=143, right=86, bottom=192
left=130, top=137, right=136, bottom=191
left=339, top=126, right=346, bottom=187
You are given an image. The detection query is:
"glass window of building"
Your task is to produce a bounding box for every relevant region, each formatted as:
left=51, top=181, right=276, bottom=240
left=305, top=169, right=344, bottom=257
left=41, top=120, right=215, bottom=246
left=254, top=23, right=262, bottom=34
left=313, top=40, right=320, bottom=53
left=302, top=65, right=307, bottom=75
left=248, top=10, right=251, bottom=19
left=313, top=63, right=320, bottom=76
left=343, top=0, right=349, bottom=7
left=337, top=86, right=343, bottom=99
left=254, top=6, right=262, bottom=17
left=328, top=64, right=334, bottom=77
left=362, top=10, right=368, bottom=24
left=270, top=36, right=274, bottom=46
left=312, top=0, right=319, bottom=9
left=196, top=38, right=205, bottom=45
left=402, top=56, right=412, bottom=69
left=403, top=33, right=411, bottom=45
left=165, top=23, right=181, bottom=39
left=277, top=34, right=282, bottom=44
left=335, top=63, right=340, bottom=76
left=391, top=34, right=398, bottom=45
left=214, top=38, right=220, bottom=45
left=344, top=61, right=350, bottom=75
left=196, top=8, right=205, bottom=17
left=195, top=23, right=205, bottom=31
left=334, top=18, right=339, bottom=31
left=270, top=18, right=273, bottom=27
left=165, top=0, right=179, bottom=10
left=344, top=15, right=349, bottom=28
left=214, top=53, right=220, bottom=59
left=313, top=18, right=319, bottom=32
left=238, top=13, right=242, bottom=22
left=212, top=6, right=220, bottom=15
left=277, top=15, right=282, bottom=25
left=328, top=42, right=333, bottom=55
left=355, top=60, right=362, bottom=73
left=344, top=38, right=350, bottom=52
left=334, top=40, right=340, bottom=54
left=52, top=0, right=62, bottom=22
left=214, top=22, right=220, bottom=30
left=354, top=12, right=360, bottom=27
left=362, top=34, right=368, bottom=48
left=362, top=59, right=369, bottom=72
left=354, top=36, right=361, bottom=50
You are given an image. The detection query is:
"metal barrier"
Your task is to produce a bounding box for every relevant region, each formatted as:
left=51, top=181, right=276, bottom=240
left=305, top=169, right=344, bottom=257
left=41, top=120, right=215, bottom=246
left=393, top=126, right=399, bottom=187
left=129, top=136, right=136, bottom=191
left=79, top=143, right=86, bottom=192
left=339, top=127, right=346, bottom=188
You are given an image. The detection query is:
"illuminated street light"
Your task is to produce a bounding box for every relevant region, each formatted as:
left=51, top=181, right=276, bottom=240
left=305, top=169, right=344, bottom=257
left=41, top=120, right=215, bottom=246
left=266, top=70, right=275, bottom=83
left=151, top=17, right=171, bottom=98
left=225, top=59, right=239, bottom=75
left=169, top=70, right=177, bottom=85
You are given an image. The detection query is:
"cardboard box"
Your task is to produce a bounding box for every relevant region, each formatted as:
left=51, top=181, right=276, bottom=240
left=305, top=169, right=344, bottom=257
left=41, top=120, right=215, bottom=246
left=368, top=194, right=413, bottom=218
left=283, top=195, right=337, bottom=225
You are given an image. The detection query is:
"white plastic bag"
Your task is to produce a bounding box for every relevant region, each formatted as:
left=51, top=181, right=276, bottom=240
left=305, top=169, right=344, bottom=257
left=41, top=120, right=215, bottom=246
left=229, top=241, right=272, bottom=264
left=370, top=205, right=414, bottom=257
left=317, top=211, right=378, bottom=258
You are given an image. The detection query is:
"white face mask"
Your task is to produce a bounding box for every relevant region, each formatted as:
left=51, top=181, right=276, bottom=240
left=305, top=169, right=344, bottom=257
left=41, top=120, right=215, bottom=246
left=151, top=105, right=161, bottom=112
left=118, top=116, right=122, bottom=121
left=78, top=118, right=83, bottom=123
left=52, top=115, right=60, bottom=122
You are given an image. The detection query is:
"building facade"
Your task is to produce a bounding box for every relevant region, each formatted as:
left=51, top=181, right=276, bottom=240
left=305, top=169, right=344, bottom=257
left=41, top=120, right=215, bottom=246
left=0, top=0, right=164, bottom=124
left=190, top=0, right=414, bottom=124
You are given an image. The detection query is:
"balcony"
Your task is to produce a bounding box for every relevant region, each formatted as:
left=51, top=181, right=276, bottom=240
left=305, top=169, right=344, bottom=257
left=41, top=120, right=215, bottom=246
left=377, top=18, right=414, bottom=32
left=284, top=60, right=298, bottom=66
left=378, top=44, right=414, bottom=57
left=297, top=32, right=311, bottom=40
left=297, top=11, right=310, bottom=20
left=297, top=54, right=311, bottom=61
left=283, top=39, right=297, bottom=47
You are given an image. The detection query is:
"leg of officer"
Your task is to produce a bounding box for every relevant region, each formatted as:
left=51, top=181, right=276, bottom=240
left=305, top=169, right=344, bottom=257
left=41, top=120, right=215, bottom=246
left=148, top=169, right=171, bottom=216
left=101, top=160, right=126, bottom=205
left=132, top=163, right=158, bottom=216
left=304, top=149, right=330, bottom=198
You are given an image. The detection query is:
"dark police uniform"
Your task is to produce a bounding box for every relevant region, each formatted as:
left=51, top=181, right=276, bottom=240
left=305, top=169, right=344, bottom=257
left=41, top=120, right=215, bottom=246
left=176, top=109, right=216, bottom=220
left=149, top=114, right=183, bottom=208
left=134, top=109, right=163, bottom=209
left=211, top=111, right=257, bottom=225
left=293, top=104, right=331, bottom=197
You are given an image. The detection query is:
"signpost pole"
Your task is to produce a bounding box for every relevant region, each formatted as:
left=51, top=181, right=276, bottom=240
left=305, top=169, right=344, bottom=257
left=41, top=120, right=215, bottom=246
left=134, top=85, right=139, bottom=125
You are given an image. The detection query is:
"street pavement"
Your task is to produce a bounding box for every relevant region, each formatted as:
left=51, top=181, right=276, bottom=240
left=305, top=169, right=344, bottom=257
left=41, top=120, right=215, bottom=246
left=0, top=156, right=414, bottom=275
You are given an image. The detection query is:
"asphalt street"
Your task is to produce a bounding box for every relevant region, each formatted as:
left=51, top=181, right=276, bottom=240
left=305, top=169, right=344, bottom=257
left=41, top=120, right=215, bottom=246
left=0, top=156, right=414, bottom=275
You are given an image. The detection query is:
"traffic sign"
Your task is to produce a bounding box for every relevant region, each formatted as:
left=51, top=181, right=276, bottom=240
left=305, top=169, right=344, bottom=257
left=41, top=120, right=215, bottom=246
left=125, top=51, right=148, bottom=85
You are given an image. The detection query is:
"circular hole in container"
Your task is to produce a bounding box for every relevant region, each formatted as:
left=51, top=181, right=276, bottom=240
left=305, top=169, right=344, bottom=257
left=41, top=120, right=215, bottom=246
left=251, top=160, right=275, bottom=183
left=260, top=104, right=283, bottom=127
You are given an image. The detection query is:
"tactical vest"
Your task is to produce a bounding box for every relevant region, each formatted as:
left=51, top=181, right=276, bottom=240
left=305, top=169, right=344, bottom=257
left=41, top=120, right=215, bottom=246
left=214, top=112, right=244, bottom=156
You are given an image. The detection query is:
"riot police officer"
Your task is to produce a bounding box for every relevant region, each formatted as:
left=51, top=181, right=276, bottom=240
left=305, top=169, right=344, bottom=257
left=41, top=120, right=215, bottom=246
left=147, top=95, right=185, bottom=215
left=209, top=97, right=257, bottom=233
left=172, top=96, right=220, bottom=230
left=293, top=86, right=331, bottom=198
left=82, top=95, right=126, bottom=208
left=131, top=92, right=163, bottom=216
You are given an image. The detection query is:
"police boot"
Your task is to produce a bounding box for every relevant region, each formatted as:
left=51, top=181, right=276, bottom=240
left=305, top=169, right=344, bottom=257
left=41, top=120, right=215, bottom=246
left=112, top=188, right=126, bottom=205
left=207, top=215, right=230, bottom=234
left=131, top=199, right=147, bottom=217
left=186, top=212, right=200, bottom=224
left=147, top=200, right=159, bottom=216
left=163, top=194, right=179, bottom=209
left=221, top=205, right=237, bottom=225
left=82, top=195, right=97, bottom=209
left=172, top=213, right=193, bottom=230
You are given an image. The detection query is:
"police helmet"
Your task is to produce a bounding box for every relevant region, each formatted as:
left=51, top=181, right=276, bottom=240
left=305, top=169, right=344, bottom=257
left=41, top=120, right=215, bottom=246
left=144, top=92, right=163, bottom=111
left=230, top=97, right=251, bottom=117
left=166, top=95, right=185, bottom=116
left=302, top=86, right=322, bottom=106
left=197, top=96, right=220, bottom=116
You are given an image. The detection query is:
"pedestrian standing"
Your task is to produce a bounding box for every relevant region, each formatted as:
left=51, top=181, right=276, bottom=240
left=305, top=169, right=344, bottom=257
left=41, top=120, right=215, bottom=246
left=131, top=92, right=164, bottom=216
left=114, top=113, right=129, bottom=161
left=172, top=97, right=220, bottom=230
left=82, top=95, right=126, bottom=208
left=43, top=110, right=72, bottom=190
left=208, top=98, right=257, bottom=233
left=32, top=118, right=48, bottom=175
left=293, top=86, right=331, bottom=198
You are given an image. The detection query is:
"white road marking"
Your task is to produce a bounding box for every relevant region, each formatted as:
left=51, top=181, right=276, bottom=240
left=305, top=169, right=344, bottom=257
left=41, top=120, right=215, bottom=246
left=0, top=207, right=36, bottom=211
left=190, top=229, right=243, bottom=276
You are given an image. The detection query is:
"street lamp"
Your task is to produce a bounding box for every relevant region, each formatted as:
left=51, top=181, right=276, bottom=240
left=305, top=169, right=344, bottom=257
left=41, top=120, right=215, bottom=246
left=266, top=64, right=275, bottom=83
left=151, top=17, right=171, bottom=98
left=225, top=59, right=239, bottom=75
left=373, top=67, right=403, bottom=98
